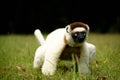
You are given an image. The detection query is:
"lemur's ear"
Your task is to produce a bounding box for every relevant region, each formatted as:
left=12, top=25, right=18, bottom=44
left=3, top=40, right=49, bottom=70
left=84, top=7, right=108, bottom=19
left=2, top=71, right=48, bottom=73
left=85, top=24, right=90, bottom=31
left=65, top=25, right=71, bottom=33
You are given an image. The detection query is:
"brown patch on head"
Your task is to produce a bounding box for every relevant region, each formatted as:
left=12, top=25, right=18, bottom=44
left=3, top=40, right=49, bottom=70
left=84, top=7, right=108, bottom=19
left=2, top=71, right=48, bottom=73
left=70, top=22, right=89, bottom=31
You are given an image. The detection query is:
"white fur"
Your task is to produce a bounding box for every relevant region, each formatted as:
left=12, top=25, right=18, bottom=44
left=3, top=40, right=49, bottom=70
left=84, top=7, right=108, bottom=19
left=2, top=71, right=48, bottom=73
left=34, top=29, right=66, bottom=75
left=79, top=42, right=96, bottom=74
left=33, top=27, right=96, bottom=76
left=73, top=27, right=86, bottom=32
left=34, top=29, right=45, bottom=45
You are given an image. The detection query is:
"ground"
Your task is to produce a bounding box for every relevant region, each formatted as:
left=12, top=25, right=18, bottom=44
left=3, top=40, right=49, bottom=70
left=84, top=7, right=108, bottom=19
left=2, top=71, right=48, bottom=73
left=0, top=33, right=120, bottom=80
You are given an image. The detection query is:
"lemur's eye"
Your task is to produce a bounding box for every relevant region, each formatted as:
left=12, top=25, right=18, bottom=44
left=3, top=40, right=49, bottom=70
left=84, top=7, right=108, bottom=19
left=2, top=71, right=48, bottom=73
left=74, top=33, right=78, bottom=36
left=81, top=31, right=86, bottom=36
left=73, top=32, right=79, bottom=37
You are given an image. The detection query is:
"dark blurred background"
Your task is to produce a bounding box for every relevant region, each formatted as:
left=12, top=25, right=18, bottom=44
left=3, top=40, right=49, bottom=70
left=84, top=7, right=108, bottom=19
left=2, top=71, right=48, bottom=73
left=1, top=0, right=120, bottom=34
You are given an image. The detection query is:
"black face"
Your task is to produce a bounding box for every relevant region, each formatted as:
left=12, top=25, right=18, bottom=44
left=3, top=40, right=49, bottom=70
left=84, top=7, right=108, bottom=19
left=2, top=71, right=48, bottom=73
left=72, top=31, right=86, bottom=43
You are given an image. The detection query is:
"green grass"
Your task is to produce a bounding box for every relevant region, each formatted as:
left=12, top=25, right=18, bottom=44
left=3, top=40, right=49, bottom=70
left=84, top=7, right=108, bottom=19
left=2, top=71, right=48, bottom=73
left=0, top=33, right=120, bottom=80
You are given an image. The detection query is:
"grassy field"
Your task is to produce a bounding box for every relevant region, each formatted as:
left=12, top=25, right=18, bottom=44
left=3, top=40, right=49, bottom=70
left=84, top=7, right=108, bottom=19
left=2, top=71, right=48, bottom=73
left=0, top=33, right=120, bottom=80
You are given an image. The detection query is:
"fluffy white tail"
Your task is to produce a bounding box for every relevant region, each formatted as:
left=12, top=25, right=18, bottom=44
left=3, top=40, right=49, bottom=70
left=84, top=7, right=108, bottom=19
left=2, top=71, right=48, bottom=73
left=34, top=29, right=45, bottom=45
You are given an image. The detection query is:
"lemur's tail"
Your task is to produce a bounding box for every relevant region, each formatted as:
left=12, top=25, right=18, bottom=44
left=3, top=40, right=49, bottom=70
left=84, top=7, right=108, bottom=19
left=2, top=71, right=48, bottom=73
left=34, top=29, right=45, bottom=45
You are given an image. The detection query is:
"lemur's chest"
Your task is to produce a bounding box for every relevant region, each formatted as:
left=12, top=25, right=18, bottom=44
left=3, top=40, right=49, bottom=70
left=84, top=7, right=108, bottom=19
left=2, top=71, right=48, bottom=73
left=60, top=45, right=81, bottom=60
